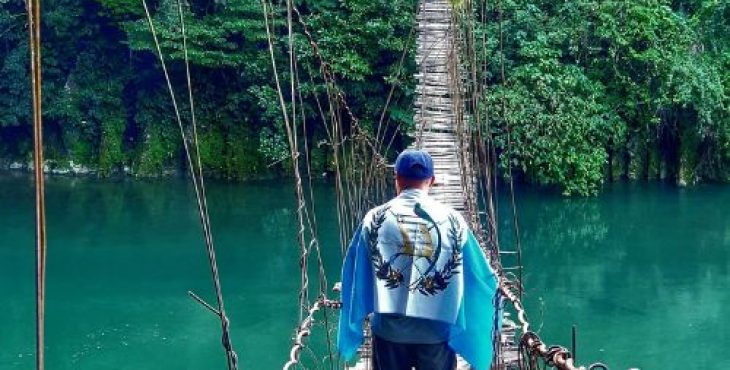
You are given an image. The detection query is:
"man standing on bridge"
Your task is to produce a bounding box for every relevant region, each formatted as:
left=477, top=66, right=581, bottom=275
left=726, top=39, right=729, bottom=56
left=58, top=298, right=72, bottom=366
left=338, top=149, right=500, bottom=370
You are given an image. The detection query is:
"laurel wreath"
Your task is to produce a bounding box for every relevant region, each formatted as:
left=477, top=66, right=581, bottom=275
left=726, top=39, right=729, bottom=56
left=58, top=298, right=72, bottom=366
left=368, top=205, right=404, bottom=288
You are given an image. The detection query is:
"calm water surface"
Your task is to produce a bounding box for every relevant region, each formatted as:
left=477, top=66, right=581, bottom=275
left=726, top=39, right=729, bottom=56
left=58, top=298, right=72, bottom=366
left=1, top=174, right=728, bottom=369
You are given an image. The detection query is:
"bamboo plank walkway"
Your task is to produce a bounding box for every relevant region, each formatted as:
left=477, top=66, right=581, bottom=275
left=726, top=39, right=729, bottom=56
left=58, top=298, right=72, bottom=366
left=347, top=0, right=518, bottom=368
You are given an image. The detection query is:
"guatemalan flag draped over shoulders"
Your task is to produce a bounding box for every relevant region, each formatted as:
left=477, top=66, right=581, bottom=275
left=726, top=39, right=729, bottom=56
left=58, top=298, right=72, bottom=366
left=337, top=191, right=501, bottom=370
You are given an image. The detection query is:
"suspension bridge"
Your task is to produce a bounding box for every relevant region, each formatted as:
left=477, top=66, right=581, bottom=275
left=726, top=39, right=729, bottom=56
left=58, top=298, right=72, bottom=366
left=21, top=0, right=609, bottom=369
left=280, top=0, right=607, bottom=369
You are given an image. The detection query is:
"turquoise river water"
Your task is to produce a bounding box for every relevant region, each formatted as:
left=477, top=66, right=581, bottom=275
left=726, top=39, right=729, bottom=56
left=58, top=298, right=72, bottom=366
left=1, top=173, right=729, bottom=369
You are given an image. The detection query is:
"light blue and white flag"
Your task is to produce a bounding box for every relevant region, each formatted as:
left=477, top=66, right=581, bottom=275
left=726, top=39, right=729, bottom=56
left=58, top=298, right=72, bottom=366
left=337, top=189, right=501, bottom=370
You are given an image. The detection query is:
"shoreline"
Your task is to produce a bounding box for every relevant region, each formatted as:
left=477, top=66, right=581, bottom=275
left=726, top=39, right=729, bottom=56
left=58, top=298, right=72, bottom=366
left=2, top=159, right=727, bottom=189
left=0, top=160, right=307, bottom=182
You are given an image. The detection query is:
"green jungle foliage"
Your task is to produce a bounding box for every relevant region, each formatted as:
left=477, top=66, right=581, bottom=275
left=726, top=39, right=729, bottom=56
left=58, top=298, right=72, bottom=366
left=0, top=0, right=728, bottom=194
left=478, top=0, right=730, bottom=194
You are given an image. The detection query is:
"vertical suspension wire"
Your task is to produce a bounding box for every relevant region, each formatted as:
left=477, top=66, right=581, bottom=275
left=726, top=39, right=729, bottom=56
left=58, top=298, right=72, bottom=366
left=455, top=6, right=504, bottom=367
left=482, top=0, right=502, bottom=262
left=175, top=0, right=211, bottom=242
left=285, top=0, right=312, bottom=322
left=458, top=2, right=508, bottom=367
left=465, top=0, right=489, bottom=248
left=497, top=0, right=524, bottom=299
left=265, top=4, right=356, bottom=367
left=25, top=0, right=46, bottom=368
left=171, top=4, right=239, bottom=370
left=140, top=2, right=238, bottom=368
left=293, top=63, right=337, bottom=370
left=479, top=0, right=500, bottom=257
left=279, top=2, right=412, bottom=366
left=260, top=0, right=310, bottom=321
left=457, top=1, right=482, bottom=234
left=303, top=64, right=349, bottom=255
left=291, top=3, right=385, bottom=248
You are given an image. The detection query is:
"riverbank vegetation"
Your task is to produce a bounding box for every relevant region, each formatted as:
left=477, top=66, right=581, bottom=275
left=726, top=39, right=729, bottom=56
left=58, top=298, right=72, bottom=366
left=1, top=0, right=728, bottom=194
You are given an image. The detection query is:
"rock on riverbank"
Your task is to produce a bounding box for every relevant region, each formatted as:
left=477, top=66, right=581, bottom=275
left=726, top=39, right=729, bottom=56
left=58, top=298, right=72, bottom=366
left=2, top=160, right=99, bottom=175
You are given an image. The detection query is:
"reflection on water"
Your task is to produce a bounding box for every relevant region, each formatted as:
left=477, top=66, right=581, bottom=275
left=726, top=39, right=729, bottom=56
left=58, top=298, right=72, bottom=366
left=503, top=182, right=730, bottom=369
left=1, top=174, right=729, bottom=369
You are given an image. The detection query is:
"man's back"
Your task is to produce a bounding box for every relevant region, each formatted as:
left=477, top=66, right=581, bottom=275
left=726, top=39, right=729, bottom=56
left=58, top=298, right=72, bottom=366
left=361, top=188, right=468, bottom=324
left=337, top=150, right=499, bottom=370
left=363, top=188, right=468, bottom=345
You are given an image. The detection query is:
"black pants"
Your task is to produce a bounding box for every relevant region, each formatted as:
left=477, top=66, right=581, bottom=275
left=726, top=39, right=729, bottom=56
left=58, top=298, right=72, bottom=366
left=372, top=335, right=456, bottom=370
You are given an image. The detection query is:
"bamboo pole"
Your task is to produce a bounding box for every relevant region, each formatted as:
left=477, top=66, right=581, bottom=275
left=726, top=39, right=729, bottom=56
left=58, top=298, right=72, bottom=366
left=25, top=0, right=47, bottom=368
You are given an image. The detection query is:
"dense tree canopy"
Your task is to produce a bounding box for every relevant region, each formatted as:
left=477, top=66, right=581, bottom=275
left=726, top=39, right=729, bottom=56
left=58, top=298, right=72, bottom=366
left=0, top=0, right=728, bottom=195
left=479, top=0, right=730, bottom=194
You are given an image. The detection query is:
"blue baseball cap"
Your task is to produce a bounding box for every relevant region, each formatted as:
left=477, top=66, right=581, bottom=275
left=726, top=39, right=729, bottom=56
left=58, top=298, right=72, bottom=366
left=394, top=149, right=434, bottom=180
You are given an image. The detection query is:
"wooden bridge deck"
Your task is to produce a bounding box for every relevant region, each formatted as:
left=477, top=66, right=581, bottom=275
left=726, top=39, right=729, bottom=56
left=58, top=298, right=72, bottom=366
left=348, top=0, right=518, bottom=369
